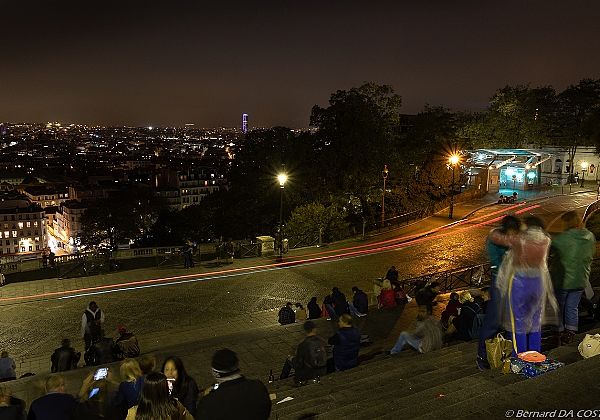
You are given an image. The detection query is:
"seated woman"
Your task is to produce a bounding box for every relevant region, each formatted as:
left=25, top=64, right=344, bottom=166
left=125, top=372, right=192, bottom=420
left=450, top=291, right=482, bottom=342
left=392, top=281, right=409, bottom=305
left=162, top=356, right=199, bottom=417
left=377, top=280, right=397, bottom=309
left=112, top=358, right=144, bottom=411
left=440, top=292, right=462, bottom=329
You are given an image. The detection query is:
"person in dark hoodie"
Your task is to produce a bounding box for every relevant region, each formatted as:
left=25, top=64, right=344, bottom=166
left=348, top=286, right=368, bottom=316
left=331, top=287, right=349, bottom=317
left=307, top=297, right=321, bottom=320
left=327, top=314, right=361, bottom=371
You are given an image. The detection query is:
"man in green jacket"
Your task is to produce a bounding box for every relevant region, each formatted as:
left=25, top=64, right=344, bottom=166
left=551, top=211, right=596, bottom=344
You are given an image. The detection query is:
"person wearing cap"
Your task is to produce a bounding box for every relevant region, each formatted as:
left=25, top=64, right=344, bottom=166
left=279, top=321, right=328, bottom=384
left=196, top=348, right=271, bottom=420
left=114, top=326, right=140, bottom=360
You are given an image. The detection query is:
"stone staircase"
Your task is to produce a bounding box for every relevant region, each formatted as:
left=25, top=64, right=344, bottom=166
left=267, top=327, right=600, bottom=420
left=4, top=304, right=600, bottom=420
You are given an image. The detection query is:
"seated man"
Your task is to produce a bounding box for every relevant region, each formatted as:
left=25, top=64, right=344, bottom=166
left=278, top=302, right=295, bottom=325
left=114, top=326, right=140, bottom=360
left=415, top=282, right=441, bottom=315
left=327, top=314, right=361, bottom=371
left=390, top=306, right=443, bottom=354
left=196, top=348, right=271, bottom=420
left=348, top=286, right=368, bottom=316
left=84, top=333, right=116, bottom=366
left=28, top=374, right=77, bottom=420
left=279, top=321, right=327, bottom=384
left=51, top=339, right=81, bottom=373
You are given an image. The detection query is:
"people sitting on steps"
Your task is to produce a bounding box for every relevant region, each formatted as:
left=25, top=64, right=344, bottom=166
left=348, top=286, right=369, bottom=317
left=390, top=305, right=443, bottom=355
left=327, top=314, right=361, bottom=372
left=279, top=321, right=328, bottom=384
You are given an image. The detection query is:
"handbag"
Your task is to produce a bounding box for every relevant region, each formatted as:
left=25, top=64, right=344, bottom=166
left=578, top=333, right=600, bottom=359
left=485, top=333, right=513, bottom=369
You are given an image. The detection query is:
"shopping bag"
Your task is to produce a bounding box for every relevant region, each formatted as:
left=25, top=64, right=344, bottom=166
left=485, top=333, right=513, bottom=369
left=578, top=333, right=600, bottom=359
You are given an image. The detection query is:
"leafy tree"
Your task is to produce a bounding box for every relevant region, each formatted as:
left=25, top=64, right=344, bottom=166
left=309, top=83, right=402, bottom=216
left=556, top=79, right=600, bottom=181
left=285, top=202, right=349, bottom=245
left=465, top=85, right=557, bottom=149
left=80, top=190, right=167, bottom=249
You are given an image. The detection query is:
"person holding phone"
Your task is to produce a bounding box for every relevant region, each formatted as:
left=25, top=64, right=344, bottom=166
left=125, top=372, right=192, bottom=420
left=162, top=356, right=199, bottom=417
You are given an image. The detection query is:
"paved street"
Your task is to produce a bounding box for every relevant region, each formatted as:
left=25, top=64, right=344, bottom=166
left=0, top=188, right=597, bottom=379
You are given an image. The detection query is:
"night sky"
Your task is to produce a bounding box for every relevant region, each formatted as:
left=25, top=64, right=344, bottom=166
left=2, top=1, right=599, bottom=128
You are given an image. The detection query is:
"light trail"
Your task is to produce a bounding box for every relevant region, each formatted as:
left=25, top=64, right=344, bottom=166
left=0, top=203, right=541, bottom=303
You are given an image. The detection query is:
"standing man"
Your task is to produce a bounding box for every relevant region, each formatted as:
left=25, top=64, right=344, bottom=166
left=477, top=215, right=519, bottom=370
left=551, top=211, right=596, bottom=344
left=279, top=321, right=328, bottom=383
left=81, top=301, right=104, bottom=351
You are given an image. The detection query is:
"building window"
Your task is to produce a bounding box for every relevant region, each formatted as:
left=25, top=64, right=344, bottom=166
left=18, top=222, right=23, bottom=229
left=3, top=231, right=7, bottom=238
left=18, top=215, right=22, bottom=220
left=4, top=240, right=8, bottom=246
left=20, top=247, right=25, bottom=252
left=36, top=245, right=40, bottom=251
left=26, top=221, right=31, bottom=228
left=12, top=231, right=17, bottom=238
left=34, top=221, right=38, bottom=227
left=35, top=237, right=39, bottom=242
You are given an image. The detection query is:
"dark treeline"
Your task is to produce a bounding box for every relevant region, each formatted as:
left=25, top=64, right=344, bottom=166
left=81, top=80, right=600, bottom=249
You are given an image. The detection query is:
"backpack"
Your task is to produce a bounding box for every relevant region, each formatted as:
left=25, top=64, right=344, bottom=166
left=463, top=304, right=484, bottom=340
left=579, top=334, right=600, bottom=359
left=306, top=338, right=328, bottom=368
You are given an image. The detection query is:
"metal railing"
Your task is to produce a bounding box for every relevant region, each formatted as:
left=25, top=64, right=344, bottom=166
left=398, top=262, right=493, bottom=295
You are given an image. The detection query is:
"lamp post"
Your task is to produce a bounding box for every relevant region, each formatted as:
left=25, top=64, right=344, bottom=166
left=448, top=154, right=459, bottom=219
left=277, top=173, right=287, bottom=262
left=381, top=165, right=389, bottom=229
left=581, top=162, right=588, bottom=188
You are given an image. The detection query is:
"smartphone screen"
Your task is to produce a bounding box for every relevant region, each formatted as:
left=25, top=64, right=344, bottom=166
left=167, top=378, right=175, bottom=395
left=93, top=368, right=108, bottom=381
left=89, top=388, right=100, bottom=399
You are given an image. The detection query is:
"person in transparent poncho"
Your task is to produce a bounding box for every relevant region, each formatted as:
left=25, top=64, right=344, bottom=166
left=488, top=216, right=558, bottom=355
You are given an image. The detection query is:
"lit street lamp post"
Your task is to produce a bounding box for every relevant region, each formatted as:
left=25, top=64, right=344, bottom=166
left=581, top=162, right=588, bottom=188
left=381, top=165, right=389, bottom=229
left=448, top=155, right=459, bottom=219
left=277, top=173, right=287, bottom=262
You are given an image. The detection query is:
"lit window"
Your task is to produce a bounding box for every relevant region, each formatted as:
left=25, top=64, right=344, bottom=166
left=26, top=221, right=31, bottom=228
left=18, top=222, right=23, bottom=229
left=12, top=231, right=17, bottom=238
left=3, top=231, right=7, bottom=238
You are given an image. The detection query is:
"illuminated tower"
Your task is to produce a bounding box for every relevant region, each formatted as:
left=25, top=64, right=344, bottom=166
left=242, top=113, right=248, bottom=134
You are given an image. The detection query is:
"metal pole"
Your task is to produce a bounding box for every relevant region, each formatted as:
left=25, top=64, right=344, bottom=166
left=381, top=176, right=386, bottom=228
left=449, top=164, right=455, bottom=219
left=581, top=170, right=585, bottom=188
left=278, top=184, right=283, bottom=262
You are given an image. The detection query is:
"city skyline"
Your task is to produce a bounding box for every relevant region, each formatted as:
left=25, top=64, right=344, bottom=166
left=1, top=1, right=600, bottom=128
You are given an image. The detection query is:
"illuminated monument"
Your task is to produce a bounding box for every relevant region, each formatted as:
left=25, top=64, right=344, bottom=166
left=242, top=113, right=248, bottom=134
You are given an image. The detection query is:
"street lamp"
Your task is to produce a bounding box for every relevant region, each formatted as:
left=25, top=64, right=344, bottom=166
left=381, top=165, right=389, bottom=229
left=448, top=154, right=459, bottom=219
left=581, top=162, right=588, bottom=188
left=277, top=173, right=287, bottom=262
